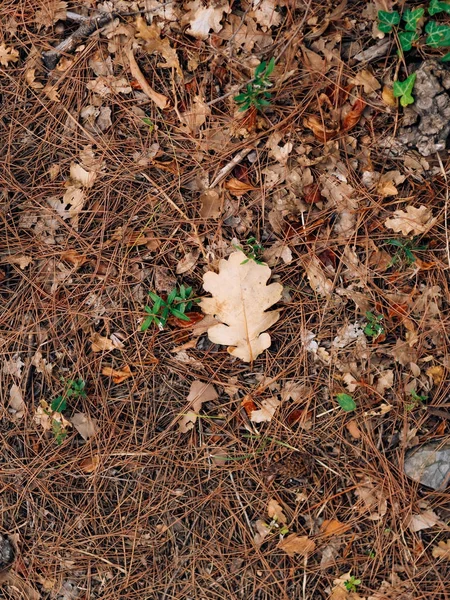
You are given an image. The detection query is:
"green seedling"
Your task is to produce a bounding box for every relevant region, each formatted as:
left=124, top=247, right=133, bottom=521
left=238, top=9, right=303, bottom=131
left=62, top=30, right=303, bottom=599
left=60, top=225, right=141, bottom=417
left=406, top=388, right=429, bottom=411
left=142, top=117, right=154, bottom=132
left=234, top=57, right=275, bottom=111
left=363, top=311, right=385, bottom=340
left=393, top=73, right=417, bottom=107
left=141, top=284, right=199, bottom=331
left=234, top=236, right=265, bottom=264
left=386, top=237, right=428, bottom=265
left=344, top=576, right=362, bottom=593
left=336, top=393, right=357, bottom=412
left=51, top=378, right=86, bottom=413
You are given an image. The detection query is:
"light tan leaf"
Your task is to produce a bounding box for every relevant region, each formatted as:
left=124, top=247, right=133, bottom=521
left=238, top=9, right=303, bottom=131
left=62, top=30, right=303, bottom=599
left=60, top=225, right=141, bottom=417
left=101, top=365, right=133, bottom=383
left=135, top=17, right=181, bottom=74
left=382, top=85, right=397, bottom=106
left=176, top=249, right=199, bottom=274
left=263, top=241, right=292, bottom=266
left=70, top=163, right=97, bottom=188
left=25, top=68, right=44, bottom=89
left=432, top=539, right=450, bottom=560
left=178, top=380, right=218, bottom=432
left=252, top=0, right=282, bottom=28
left=47, top=186, right=85, bottom=227
left=277, top=534, right=316, bottom=557
left=346, top=419, right=362, bottom=440
left=34, top=0, right=67, bottom=29
left=201, top=251, right=283, bottom=362
left=179, top=95, right=211, bottom=133
left=4, top=255, right=32, bottom=269
left=91, top=332, right=125, bottom=352
left=267, top=498, right=287, bottom=524
left=301, top=45, right=326, bottom=72
left=300, top=255, right=333, bottom=296
left=0, top=43, right=19, bottom=66
left=199, top=189, right=221, bottom=219
left=249, top=396, right=280, bottom=423
left=426, top=365, right=444, bottom=385
left=330, top=571, right=365, bottom=600
left=9, top=384, right=25, bottom=420
left=376, top=170, right=405, bottom=197
left=79, top=455, right=100, bottom=473
left=71, top=412, right=98, bottom=440
left=182, top=0, right=230, bottom=39
left=127, top=48, right=168, bottom=109
left=354, top=478, right=387, bottom=521
left=408, top=509, right=440, bottom=532
left=350, top=69, right=381, bottom=94
left=385, top=205, right=437, bottom=236
left=42, top=83, right=60, bottom=102
left=376, top=370, right=394, bottom=394
left=254, top=519, right=270, bottom=546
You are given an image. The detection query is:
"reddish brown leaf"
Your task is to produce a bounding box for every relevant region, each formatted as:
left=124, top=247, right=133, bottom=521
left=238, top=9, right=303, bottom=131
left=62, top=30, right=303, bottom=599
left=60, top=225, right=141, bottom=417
left=241, top=394, right=257, bottom=416
left=102, top=364, right=134, bottom=383
left=342, top=97, right=365, bottom=132
left=224, top=178, right=258, bottom=196
left=303, top=183, right=322, bottom=205
left=320, top=519, right=351, bottom=537
left=169, top=312, right=205, bottom=329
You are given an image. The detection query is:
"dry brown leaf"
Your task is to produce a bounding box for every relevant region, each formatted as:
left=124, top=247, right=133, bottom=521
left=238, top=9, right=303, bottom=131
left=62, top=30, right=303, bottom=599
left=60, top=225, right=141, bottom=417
left=346, top=419, right=362, bottom=440
left=179, top=96, right=211, bottom=133
left=267, top=499, right=287, bottom=524
left=178, top=380, right=218, bottom=432
left=91, top=332, right=125, bottom=352
left=252, top=0, right=282, bottom=28
left=199, top=189, right=221, bottom=218
left=432, top=539, right=450, bottom=560
left=382, top=85, right=397, bottom=107
left=320, top=519, right=351, bottom=537
left=254, top=519, right=270, bottom=546
left=408, top=509, right=440, bottom=532
left=342, top=97, right=366, bottom=132
left=61, top=249, right=88, bottom=269
left=354, top=478, right=387, bottom=520
left=182, top=0, right=230, bottom=39
left=9, top=384, right=25, bottom=420
left=224, top=178, right=258, bottom=195
left=135, top=17, right=181, bottom=74
left=42, top=83, right=60, bottom=102
left=330, top=571, right=365, bottom=600
left=262, top=241, right=292, bottom=266
left=385, top=205, right=437, bottom=236
left=4, top=254, right=32, bottom=269
left=34, top=0, right=67, bottom=29
left=277, top=534, right=316, bottom=557
left=426, top=365, right=444, bottom=385
left=249, top=396, right=281, bottom=423
left=79, top=455, right=100, bottom=473
left=350, top=69, right=381, bottom=94
left=300, top=255, right=334, bottom=296
left=176, top=249, right=199, bottom=274
left=101, top=365, right=133, bottom=384
left=301, top=45, right=326, bottom=72
left=71, top=412, right=98, bottom=440
left=376, top=170, right=405, bottom=197
left=201, top=251, right=283, bottom=362
left=47, top=186, right=85, bottom=228
left=0, top=43, right=19, bottom=66
left=127, top=48, right=168, bottom=109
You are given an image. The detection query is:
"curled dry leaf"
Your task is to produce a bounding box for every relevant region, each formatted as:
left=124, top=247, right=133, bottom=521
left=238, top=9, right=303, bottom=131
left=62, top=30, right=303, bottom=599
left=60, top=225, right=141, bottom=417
left=179, top=96, right=211, bottom=133
left=201, top=251, right=283, bottom=362
left=91, top=332, right=124, bottom=352
left=178, top=380, right=218, bottom=432
left=176, top=249, right=199, bottom=274
left=182, top=0, right=230, bottom=39
left=267, top=499, right=287, bottom=524
left=9, top=384, right=25, bottom=420
left=0, top=43, right=19, bottom=66
left=79, top=455, right=100, bottom=473
left=320, top=519, right=351, bottom=537
left=249, top=396, right=281, bottom=423
left=61, top=249, right=88, bottom=269
left=342, top=97, right=365, bottom=132
left=277, top=534, right=316, bottom=557
left=135, top=17, right=181, bottom=75
left=385, top=205, right=437, bottom=236
left=101, top=365, right=133, bottom=384
left=300, top=255, right=334, bottom=296
left=432, top=539, right=450, bottom=560
left=71, top=412, right=98, bottom=440
left=224, top=178, right=258, bottom=196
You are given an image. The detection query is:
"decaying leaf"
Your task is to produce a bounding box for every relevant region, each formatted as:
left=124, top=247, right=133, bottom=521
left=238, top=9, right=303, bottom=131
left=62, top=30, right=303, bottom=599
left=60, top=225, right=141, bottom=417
left=79, top=455, right=100, bottom=473
left=179, top=96, right=211, bottom=133
left=224, top=178, right=258, bottom=195
left=249, top=396, right=281, bottom=423
left=176, top=249, right=199, bottom=274
left=267, top=499, right=287, bottom=524
left=178, top=380, right=218, bottom=432
left=71, top=412, right=98, bottom=440
left=91, top=332, right=125, bottom=352
left=385, top=205, right=437, bottom=236
left=182, top=0, right=230, bottom=39
left=199, top=189, right=221, bottom=218
left=8, top=384, right=25, bottom=420
left=350, top=69, right=381, bottom=94
left=4, top=255, right=33, bottom=269
left=277, top=534, right=316, bottom=557
left=201, top=251, right=283, bottom=362
left=432, top=539, right=450, bottom=560
left=101, top=365, right=134, bottom=383
left=135, top=17, right=182, bottom=74
left=329, top=571, right=365, bottom=600
left=0, top=43, right=19, bottom=66
left=34, top=0, right=67, bottom=29
left=354, top=477, right=387, bottom=520
left=320, top=519, right=351, bottom=537
left=408, top=509, right=440, bottom=532
left=300, top=255, right=334, bottom=296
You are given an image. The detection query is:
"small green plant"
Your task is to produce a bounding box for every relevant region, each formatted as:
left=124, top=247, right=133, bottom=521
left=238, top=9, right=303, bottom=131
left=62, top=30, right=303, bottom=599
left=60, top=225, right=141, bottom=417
left=378, top=3, right=450, bottom=103
left=393, top=73, right=417, bottom=107
left=363, top=311, right=385, bottom=340
left=234, top=57, right=275, bottom=111
left=386, top=237, right=428, bottom=265
left=234, top=236, right=265, bottom=264
left=51, top=378, right=86, bottom=412
left=141, top=285, right=199, bottom=331
left=142, top=117, right=154, bottom=132
left=406, top=388, right=429, bottom=411
left=344, top=576, right=362, bottom=593
left=336, top=393, right=357, bottom=412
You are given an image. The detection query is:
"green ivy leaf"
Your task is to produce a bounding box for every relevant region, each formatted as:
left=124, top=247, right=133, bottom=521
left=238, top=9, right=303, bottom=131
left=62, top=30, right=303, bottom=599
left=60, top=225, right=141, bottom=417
left=393, top=73, right=417, bottom=107
left=336, top=393, right=357, bottom=412
left=377, top=10, right=400, bottom=33
left=425, top=21, right=450, bottom=47
left=402, top=7, right=424, bottom=31
left=399, top=31, right=420, bottom=52
left=429, top=0, right=450, bottom=16
left=441, top=51, right=450, bottom=61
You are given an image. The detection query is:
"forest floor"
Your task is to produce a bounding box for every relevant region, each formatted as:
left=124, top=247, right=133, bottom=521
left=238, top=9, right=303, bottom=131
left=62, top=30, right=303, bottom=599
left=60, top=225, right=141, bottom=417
left=1, top=0, right=450, bottom=598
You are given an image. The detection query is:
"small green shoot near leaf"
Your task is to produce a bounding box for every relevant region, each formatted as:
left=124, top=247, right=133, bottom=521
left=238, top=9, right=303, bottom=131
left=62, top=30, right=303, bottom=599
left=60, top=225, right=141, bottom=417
left=336, top=393, right=356, bottom=412
left=234, top=236, right=265, bottom=264
left=52, top=420, right=68, bottom=445
left=363, top=311, right=384, bottom=340
left=377, top=10, right=400, bottom=33
left=142, top=117, right=154, bottom=132
left=344, top=576, right=362, bottom=593
left=393, top=73, right=417, bottom=107
left=429, top=0, right=450, bottom=16
left=406, top=389, right=429, bottom=411
left=234, top=57, right=275, bottom=112
left=386, top=237, right=428, bottom=265
left=141, top=285, right=199, bottom=331
left=51, top=378, right=86, bottom=413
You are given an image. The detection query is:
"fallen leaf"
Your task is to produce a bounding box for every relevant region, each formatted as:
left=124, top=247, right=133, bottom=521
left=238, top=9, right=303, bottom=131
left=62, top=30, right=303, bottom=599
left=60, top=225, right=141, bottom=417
left=277, top=534, right=316, bottom=557
left=127, top=48, right=168, bottom=109
left=350, top=69, right=381, bottom=94
left=224, top=178, right=258, bottom=196
left=304, top=114, right=338, bottom=142
left=179, top=96, right=211, bottom=133
left=79, top=455, right=100, bottom=473
left=408, top=509, right=440, bottom=532
left=382, top=85, right=397, bottom=106
left=426, top=365, right=444, bottom=385
left=201, top=251, right=283, bottom=362
left=385, top=205, right=437, bottom=236
left=176, top=249, right=199, bottom=274
left=61, top=249, right=88, bottom=269
left=8, top=384, right=25, bottom=420
left=262, top=241, right=293, bottom=266
left=354, top=478, right=387, bottom=520
left=376, top=170, right=405, bottom=197
left=91, top=332, right=124, bottom=352
left=267, top=499, right=287, bottom=524
left=101, top=365, right=133, bottom=384
left=0, top=43, right=19, bottom=66
left=182, top=0, right=230, bottom=39
left=330, top=571, right=365, bottom=600
left=4, top=255, right=32, bottom=269
left=42, top=83, right=60, bottom=102
left=254, top=519, right=270, bottom=546
left=250, top=397, right=281, bottom=423
left=300, top=255, right=334, bottom=296
left=200, top=189, right=221, bottom=218
left=320, top=519, right=351, bottom=537
left=178, top=380, right=218, bottom=432
left=241, top=394, right=258, bottom=416
left=432, top=539, right=450, bottom=560
left=34, top=0, right=67, bottom=29
left=70, top=163, right=97, bottom=188
left=252, top=0, right=282, bottom=28
left=346, top=419, right=361, bottom=440
left=342, top=97, right=365, bottom=132
left=301, top=45, right=326, bottom=72
left=71, top=412, right=98, bottom=440
left=135, top=17, right=182, bottom=74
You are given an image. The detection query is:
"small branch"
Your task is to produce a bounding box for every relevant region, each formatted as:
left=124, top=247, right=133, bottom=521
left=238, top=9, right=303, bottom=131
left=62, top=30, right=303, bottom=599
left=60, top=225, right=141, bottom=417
left=42, top=11, right=113, bottom=70
left=209, top=147, right=254, bottom=189
left=127, top=48, right=168, bottom=110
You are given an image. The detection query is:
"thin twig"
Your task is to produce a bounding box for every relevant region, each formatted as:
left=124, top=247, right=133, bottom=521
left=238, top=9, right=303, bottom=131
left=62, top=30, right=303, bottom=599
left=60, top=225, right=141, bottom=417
left=209, top=147, right=255, bottom=189
left=436, top=153, right=450, bottom=269
left=229, top=472, right=254, bottom=535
